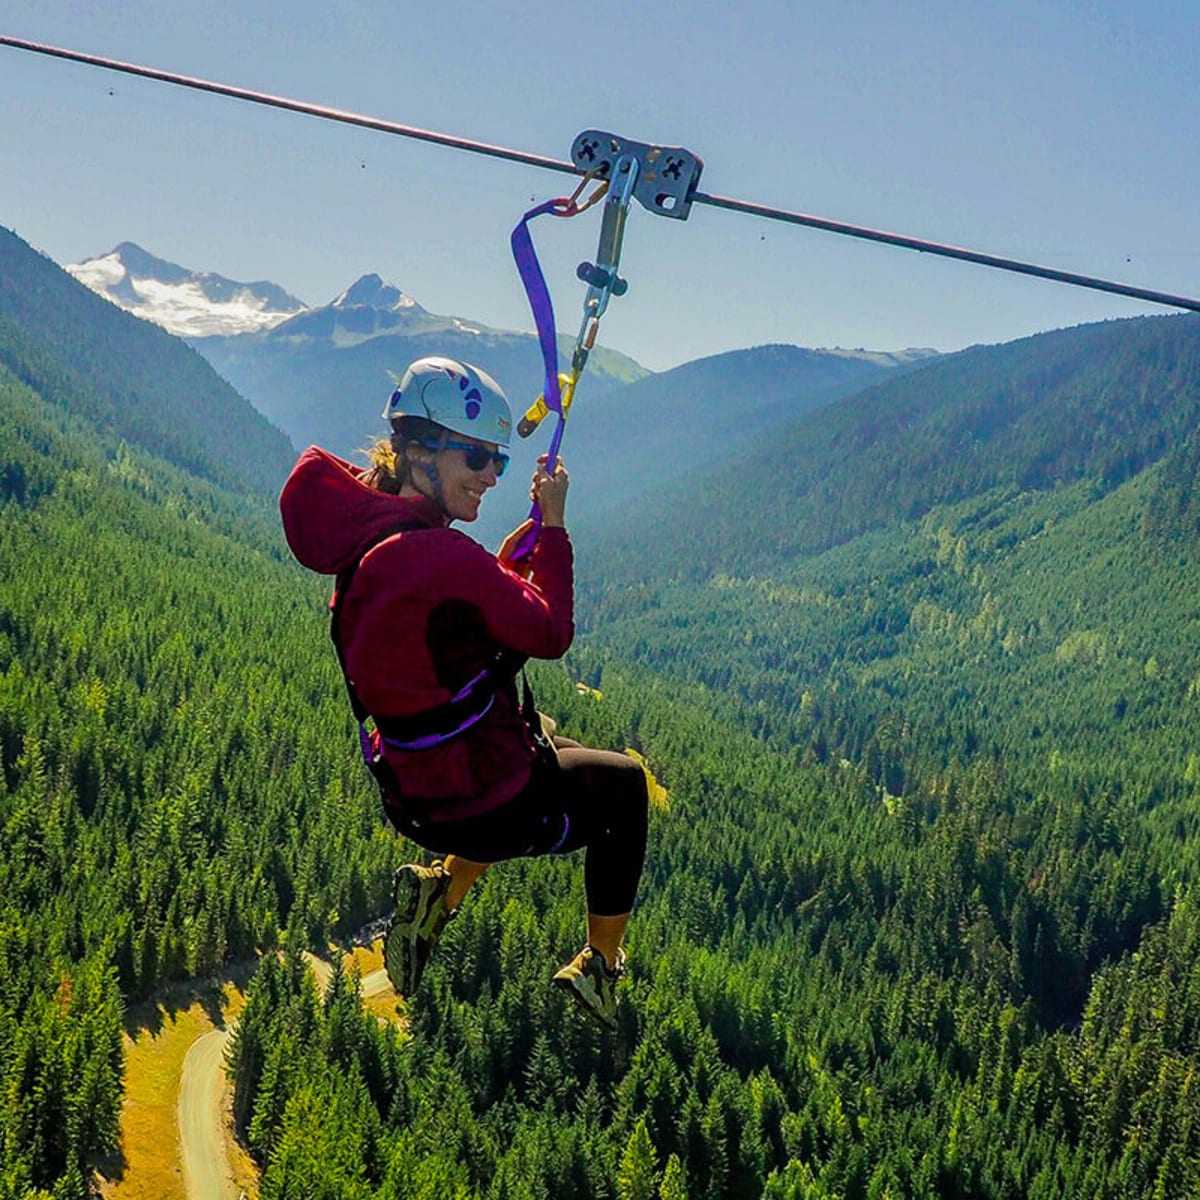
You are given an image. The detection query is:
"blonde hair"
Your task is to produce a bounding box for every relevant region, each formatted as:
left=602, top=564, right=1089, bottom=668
left=361, top=434, right=407, bottom=494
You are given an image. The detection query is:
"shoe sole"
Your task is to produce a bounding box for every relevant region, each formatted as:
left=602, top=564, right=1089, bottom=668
left=552, top=972, right=618, bottom=1030
left=384, top=868, right=439, bottom=996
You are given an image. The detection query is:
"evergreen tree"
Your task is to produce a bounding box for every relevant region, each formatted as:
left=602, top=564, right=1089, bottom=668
left=659, top=1154, right=689, bottom=1200
left=617, top=1119, right=659, bottom=1200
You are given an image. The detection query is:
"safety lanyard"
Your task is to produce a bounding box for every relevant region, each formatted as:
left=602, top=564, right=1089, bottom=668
left=507, top=132, right=699, bottom=561
left=509, top=195, right=578, bottom=471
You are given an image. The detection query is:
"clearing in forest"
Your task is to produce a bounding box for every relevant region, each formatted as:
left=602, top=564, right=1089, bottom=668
left=95, top=971, right=257, bottom=1200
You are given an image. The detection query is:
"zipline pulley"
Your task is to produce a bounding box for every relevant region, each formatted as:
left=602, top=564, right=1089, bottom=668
left=507, top=131, right=700, bottom=557
left=565, top=130, right=704, bottom=379
left=514, top=130, right=703, bottom=440
left=570, top=130, right=704, bottom=221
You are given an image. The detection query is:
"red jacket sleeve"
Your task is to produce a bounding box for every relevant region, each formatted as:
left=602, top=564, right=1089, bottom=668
left=445, top=526, right=574, bottom=659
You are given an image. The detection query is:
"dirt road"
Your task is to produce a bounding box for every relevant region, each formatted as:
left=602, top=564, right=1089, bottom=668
left=178, top=1026, right=237, bottom=1200
left=175, top=959, right=393, bottom=1200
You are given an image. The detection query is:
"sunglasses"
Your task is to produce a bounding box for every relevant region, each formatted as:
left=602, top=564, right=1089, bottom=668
left=424, top=439, right=510, bottom=477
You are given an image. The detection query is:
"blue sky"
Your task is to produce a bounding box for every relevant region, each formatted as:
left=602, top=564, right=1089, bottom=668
left=2, top=1, right=1197, bottom=371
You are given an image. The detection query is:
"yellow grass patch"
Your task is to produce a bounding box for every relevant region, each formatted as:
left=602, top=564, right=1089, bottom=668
left=221, top=977, right=250, bottom=1022
left=344, top=942, right=409, bottom=1030
left=346, top=943, right=384, bottom=977
left=97, top=1004, right=207, bottom=1200
left=364, top=988, right=409, bottom=1025
left=625, top=747, right=670, bottom=809
left=96, top=972, right=254, bottom=1200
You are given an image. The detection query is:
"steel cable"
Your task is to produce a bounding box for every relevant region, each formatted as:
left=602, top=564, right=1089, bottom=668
left=3, top=33, right=1199, bottom=314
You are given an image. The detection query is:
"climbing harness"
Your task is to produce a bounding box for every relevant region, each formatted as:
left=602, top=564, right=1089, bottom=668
left=507, top=133, right=704, bottom=558
left=329, top=530, right=550, bottom=816
left=329, top=545, right=502, bottom=805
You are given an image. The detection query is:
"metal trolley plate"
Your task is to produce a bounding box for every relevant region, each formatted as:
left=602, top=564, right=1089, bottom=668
left=571, top=130, right=704, bottom=220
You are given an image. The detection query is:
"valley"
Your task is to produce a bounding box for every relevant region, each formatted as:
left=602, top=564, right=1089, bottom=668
left=2, top=222, right=1199, bottom=1198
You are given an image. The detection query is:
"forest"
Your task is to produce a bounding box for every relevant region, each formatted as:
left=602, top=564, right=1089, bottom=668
left=1, top=226, right=1199, bottom=1198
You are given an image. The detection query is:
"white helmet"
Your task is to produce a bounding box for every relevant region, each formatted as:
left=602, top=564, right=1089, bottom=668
left=383, top=356, right=512, bottom=446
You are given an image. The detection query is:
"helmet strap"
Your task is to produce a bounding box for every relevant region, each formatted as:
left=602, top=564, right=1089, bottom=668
left=402, top=433, right=451, bottom=517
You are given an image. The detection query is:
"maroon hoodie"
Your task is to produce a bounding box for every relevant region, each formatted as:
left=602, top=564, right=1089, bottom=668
left=280, top=446, right=574, bottom=820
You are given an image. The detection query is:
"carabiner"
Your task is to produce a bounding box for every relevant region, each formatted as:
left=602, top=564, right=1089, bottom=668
left=564, top=168, right=609, bottom=217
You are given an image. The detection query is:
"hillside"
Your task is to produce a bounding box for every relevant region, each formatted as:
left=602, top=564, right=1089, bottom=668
left=578, top=313, right=1200, bottom=783
left=0, top=226, right=295, bottom=495
left=0, top=286, right=393, bottom=1192
left=559, top=343, right=936, bottom=521
left=580, top=313, right=1200, bottom=582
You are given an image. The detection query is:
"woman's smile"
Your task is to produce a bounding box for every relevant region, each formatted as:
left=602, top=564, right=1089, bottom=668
left=440, top=446, right=498, bottom=521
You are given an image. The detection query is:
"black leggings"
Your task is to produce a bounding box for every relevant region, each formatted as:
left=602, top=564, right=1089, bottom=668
left=388, top=738, right=648, bottom=916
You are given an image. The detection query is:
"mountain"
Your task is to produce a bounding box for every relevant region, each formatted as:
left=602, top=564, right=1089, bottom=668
left=0, top=227, right=296, bottom=495
left=60, top=242, right=933, bottom=546
left=263, top=271, right=450, bottom=342
left=577, top=310, right=1200, bottom=791
left=189, top=271, right=650, bottom=468
left=560, top=342, right=938, bottom=523
left=65, top=241, right=307, bottom=337
left=59, top=241, right=650, bottom=454
left=205, top=290, right=933, bottom=548
left=0, top=233, right=396, bottom=1192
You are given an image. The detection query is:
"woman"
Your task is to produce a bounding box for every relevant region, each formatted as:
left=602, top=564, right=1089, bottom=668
left=280, top=355, right=647, bottom=1029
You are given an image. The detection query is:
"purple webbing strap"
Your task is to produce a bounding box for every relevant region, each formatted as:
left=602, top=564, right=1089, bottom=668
left=377, top=694, right=497, bottom=752
left=359, top=723, right=376, bottom=767
left=449, top=666, right=490, bottom=704
left=509, top=198, right=572, bottom=562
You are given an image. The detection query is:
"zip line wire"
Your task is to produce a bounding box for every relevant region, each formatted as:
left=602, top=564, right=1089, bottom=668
left=1, top=38, right=580, bottom=175
left=4, top=33, right=1200, bottom=316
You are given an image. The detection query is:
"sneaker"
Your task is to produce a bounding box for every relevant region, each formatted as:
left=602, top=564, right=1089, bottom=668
left=552, top=945, right=626, bottom=1030
left=384, top=861, right=453, bottom=995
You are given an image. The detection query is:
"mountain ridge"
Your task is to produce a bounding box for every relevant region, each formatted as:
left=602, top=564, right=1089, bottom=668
left=575, top=309, right=1200, bottom=810
left=557, top=341, right=940, bottom=533
left=580, top=312, right=1200, bottom=582
left=2, top=227, right=296, bottom=495
left=66, top=241, right=308, bottom=337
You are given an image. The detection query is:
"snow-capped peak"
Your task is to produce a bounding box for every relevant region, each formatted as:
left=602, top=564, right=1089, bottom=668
left=65, top=243, right=308, bottom=338
left=330, top=273, right=421, bottom=312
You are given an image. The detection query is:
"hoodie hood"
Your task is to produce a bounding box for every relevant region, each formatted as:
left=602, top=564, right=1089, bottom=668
left=279, top=445, right=448, bottom=575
